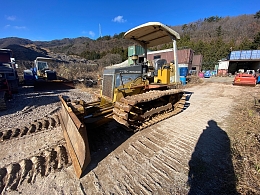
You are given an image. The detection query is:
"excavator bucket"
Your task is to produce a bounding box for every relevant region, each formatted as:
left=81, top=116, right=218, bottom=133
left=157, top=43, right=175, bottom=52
left=58, top=96, right=91, bottom=178
left=233, top=73, right=256, bottom=87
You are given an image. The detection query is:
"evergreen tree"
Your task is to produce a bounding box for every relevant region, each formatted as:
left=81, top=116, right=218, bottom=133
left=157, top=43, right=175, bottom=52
left=216, top=26, right=223, bottom=37
left=251, top=32, right=260, bottom=49
left=239, top=38, right=253, bottom=50
left=254, top=10, right=260, bottom=19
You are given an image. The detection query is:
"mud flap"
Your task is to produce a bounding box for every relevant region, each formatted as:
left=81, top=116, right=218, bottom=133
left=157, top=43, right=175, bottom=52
left=59, top=96, right=91, bottom=178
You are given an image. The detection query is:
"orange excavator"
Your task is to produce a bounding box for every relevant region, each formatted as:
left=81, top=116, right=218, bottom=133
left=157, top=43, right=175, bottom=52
left=233, top=70, right=257, bottom=86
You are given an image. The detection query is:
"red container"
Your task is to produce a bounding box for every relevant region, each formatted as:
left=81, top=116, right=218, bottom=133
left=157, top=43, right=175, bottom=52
left=218, top=69, right=228, bottom=77
left=199, top=72, right=204, bottom=78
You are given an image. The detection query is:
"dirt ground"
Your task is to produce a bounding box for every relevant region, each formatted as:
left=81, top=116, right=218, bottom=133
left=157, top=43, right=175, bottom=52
left=1, top=76, right=259, bottom=194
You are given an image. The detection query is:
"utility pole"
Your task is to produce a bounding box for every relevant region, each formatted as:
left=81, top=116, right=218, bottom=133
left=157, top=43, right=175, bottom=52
left=99, top=24, right=102, bottom=38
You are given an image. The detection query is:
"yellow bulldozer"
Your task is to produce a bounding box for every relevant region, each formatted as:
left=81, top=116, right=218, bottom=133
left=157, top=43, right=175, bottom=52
left=58, top=22, right=186, bottom=178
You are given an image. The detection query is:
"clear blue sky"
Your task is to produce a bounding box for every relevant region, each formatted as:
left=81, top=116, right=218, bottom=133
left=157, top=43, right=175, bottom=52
left=0, top=0, right=259, bottom=41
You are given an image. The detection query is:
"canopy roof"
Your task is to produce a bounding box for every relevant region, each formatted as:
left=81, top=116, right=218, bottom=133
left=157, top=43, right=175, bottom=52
left=124, top=22, right=180, bottom=47
left=35, top=57, right=53, bottom=62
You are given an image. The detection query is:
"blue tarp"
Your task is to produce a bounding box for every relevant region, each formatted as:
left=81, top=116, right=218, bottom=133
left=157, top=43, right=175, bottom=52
left=204, top=70, right=211, bottom=78
left=229, top=50, right=260, bottom=60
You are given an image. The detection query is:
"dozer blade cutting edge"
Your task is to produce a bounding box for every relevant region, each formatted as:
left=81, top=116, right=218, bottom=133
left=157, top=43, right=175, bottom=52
left=58, top=95, right=91, bottom=178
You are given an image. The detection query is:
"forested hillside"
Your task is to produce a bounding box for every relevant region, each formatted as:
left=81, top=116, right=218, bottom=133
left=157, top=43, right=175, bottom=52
left=1, top=12, right=260, bottom=70
left=171, top=13, right=260, bottom=69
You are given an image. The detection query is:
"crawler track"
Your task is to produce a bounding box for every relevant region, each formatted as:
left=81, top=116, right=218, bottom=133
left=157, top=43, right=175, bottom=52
left=113, top=89, right=186, bottom=131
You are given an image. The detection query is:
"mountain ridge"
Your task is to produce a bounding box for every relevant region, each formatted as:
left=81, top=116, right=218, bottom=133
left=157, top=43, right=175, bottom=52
left=0, top=14, right=259, bottom=67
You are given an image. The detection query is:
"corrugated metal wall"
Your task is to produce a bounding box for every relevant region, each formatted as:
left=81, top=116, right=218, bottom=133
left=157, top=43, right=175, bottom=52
left=191, top=55, right=203, bottom=72
left=147, top=49, right=194, bottom=70
left=148, top=50, right=174, bottom=63
left=229, top=50, right=260, bottom=60
left=192, top=55, right=203, bottom=65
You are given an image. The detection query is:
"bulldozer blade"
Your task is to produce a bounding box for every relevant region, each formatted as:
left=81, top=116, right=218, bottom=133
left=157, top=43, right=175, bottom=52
left=34, top=80, right=75, bottom=91
left=59, top=95, right=91, bottom=178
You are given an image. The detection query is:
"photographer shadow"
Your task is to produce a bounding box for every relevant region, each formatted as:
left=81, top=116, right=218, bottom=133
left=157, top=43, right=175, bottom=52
left=188, top=120, right=238, bottom=195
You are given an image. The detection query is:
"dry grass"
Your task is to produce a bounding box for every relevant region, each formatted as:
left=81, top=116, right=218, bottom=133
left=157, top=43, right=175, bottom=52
left=49, top=62, right=103, bottom=81
left=186, top=75, right=204, bottom=84
left=185, top=76, right=204, bottom=88
left=74, top=83, right=101, bottom=100
left=227, top=92, right=260, bottom=194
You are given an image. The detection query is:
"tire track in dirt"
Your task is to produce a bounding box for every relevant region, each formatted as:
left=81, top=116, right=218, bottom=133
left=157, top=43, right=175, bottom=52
left=0, top=126, right=64, bottom=168
left=140, top=135, right=188, bottom=173
left=105, top=151, right=162, bottom=194
left=118, top=144, right=181, bottom=194
left=82, top=127, right=190, bottom=194
left=109, top=158, right=148, bottom=194
left=0, top=114, right=73, bottom=194
left=145, top=131, right=190, bottom=167
left=0, top=115, right=60, bottom=142
left=0, top=144, right=71, bottom=194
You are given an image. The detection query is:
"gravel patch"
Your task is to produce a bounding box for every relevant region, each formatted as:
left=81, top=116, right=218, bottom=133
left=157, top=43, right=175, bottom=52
left=0, top=86, right=95, bottom=130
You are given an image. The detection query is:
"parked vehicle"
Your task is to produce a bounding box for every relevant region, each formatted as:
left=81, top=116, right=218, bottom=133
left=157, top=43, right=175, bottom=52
left=0, top=49, right=19, bottom=110
left=0, top=49, right=19, bottom=93
left=23, top=57, right=74, bottom=90
left=204, top=70, right=211, bottom=78
left=23, top=57, right=57, bottom=84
